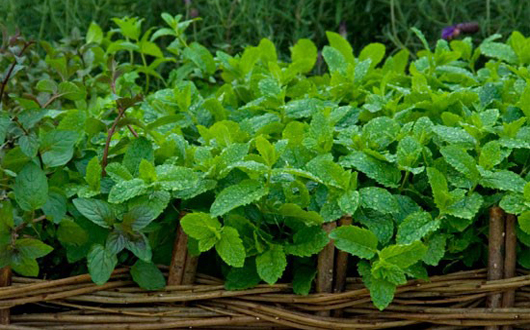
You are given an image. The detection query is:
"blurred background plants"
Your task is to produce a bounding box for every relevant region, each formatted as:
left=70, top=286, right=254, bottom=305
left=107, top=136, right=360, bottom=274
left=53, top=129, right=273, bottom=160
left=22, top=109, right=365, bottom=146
left=2, top=0, right=530, bottom=56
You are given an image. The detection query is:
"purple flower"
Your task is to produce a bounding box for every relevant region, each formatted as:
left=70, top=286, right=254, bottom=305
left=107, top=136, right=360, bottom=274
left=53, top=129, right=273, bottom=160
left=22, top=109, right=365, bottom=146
left=442, top=26, right=459, bottom=40
left=442, top=22, right=479, bottom=40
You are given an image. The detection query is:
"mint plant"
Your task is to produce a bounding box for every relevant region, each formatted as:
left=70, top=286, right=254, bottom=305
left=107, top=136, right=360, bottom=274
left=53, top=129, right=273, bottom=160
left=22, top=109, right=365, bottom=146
left=2, top=16, right=530, bottom=311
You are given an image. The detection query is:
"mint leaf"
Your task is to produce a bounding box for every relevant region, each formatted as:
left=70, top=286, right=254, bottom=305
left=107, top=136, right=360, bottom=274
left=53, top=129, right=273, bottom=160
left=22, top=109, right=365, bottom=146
left=16, top=238, right=53, bottom=258
left=358, top=261, right=395, bottom=311
left=479, top=141, right=503, bottom=170
left=130, top=260, right=165, bottom=290
left=125, top=233, right=152, bottom=261
left=292, top=259, right=317, bottom=295
left=210, top=180, right=268, bottom=217
left=396, top=211, right=440, bottom=244
left=338, top=190, right=360, bottom=215
left=40, top=130, right=78, bottom=167
left=14, top=163, right=48, bottom=212
left=106, top=163, right=133, bottom=182
left=519, top=211, right=530, bottom=234
left=87, top=244, right=117, bottom=285
left=340, top=151, right=401, bottom=188
left=225, top=259, right=261, bottom=290
left=138, top=159, right=157, bottom=183
left=423, top=234, right=447, bottom=266
left=329, top=225, right=378, bottom=259
left=285, top=226, right=329, bottom=257
left=180, top=213, right=221, bottom=252
left=215, top=226, right=245, bottom=267
left=480, top=170, right=526, bottom=193
left=155, top=165, right=198, bottom=191
left=108, top=178, right=148, bottom=203
left=445, top=191, right=483, bottom=220
left=378, top=241, right=427, bottom=269
left=73, top=198, right=114, bottom=228
left=427, top=167, right=451, bottom=211
left=123, top=137, right=154, bottom=175
left=278, top=203, right=323, bottom=226
left=123, top=206, right=157, bottom=231
left=85, top=156, right=101, bottom=192
left=360, top=187, right=399, bottom=214
left=256, top=244, right=287, bottom=284
left=440, top=146, right=479, bottom=182
left=290, top=39, right=317, bottom=73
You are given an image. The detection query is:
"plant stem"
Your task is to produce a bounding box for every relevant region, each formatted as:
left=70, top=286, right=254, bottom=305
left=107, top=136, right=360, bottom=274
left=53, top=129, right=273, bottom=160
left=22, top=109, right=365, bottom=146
left=0, top=41, right=34, bottom=106
left=101, top=105, right=128, bottom=176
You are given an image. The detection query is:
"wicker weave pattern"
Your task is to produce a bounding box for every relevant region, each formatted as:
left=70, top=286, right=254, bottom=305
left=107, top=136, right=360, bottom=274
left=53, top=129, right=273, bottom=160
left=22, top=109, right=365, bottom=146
left=2, top=268, right=530, bottom=329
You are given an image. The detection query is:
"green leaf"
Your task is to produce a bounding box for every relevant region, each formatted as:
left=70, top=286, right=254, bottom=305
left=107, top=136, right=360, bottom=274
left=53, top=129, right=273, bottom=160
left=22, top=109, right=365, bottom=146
left=479, top=141, right=502, bottom=170
left=445, top=191, right=483, bottom=220
left=123, top=206, right=157, bottom=231
left=40, top=130, right=78, bottom=167
left=138, top=159, right=157, bottom=183
left=86, top=21, right=103, bottom=44
left=57, top=220, right=88, bottom=246
left=0, top=114, right=10, bottom=145
left=432, top=125, right=476, bottom=148
left=73, top=198, right=114, bottom=228
left=210, top=180, right=268, bottom=217
left=125, top=233, right=152, bottom=261
left=16, top=238, right=53, bottom=258
left=329, top=225, right=378, bottom=259
left=423, top=234, right=447, bottom=266
left=362, top=117, right=400, bottom=150
left=359, top=187, right=399, bottom=215
left=519, top=211, right=530, bottom=234
left=440, top=146, right=479, bottom=182
left=85, top=156, right=101, bottom=192
left=256, top=245, right=287, bottom=284
left=338, top=190, right=360, bottom=215
left=292, top=260, right=317, bottom=295
left=326, top=31, right=354, bottom=64
left=278, top=203, right=323, bottom=226
left=180, top=213, right=221, bottom=252
left=427, top=167, right=451, bottom=211
left=480, top=42, right=518, bottom=63
left=130, top=260, right=166, bottom=290
left=397, top=136, right=422, bottom=169
left=106, top=163, right=134, bottom=182
left=255, top=135, right=277, bottom=166
left=225, top=259, right=261, bottom=290
left=305, top=154, right=346, bottom=189
left=19, top=134, right=39, bottom=158
left=87, top=244, right=117, bottom=285
left=215, top=226, right=245, bottom=267
left=14, top=163, right=48, bottom=212
left=358, top=261, right=395, bottom=311
left=42, top=190, right=67, bottom=223
left=108, top=178, right=148, bottom=203
left=322, top=46, right=347, bottom=74
left=396, top=211, right=440, bottom=244
left=128, top=191, right=170, bottom=219
left=359, top=43, right=386, bottom=68
left=123, top=137, right=154, bottom=175
left=155, top=165, right=198, bottom=191
left=11, top=256, right=39, bottom=277
left=480, top=170, right=526, bottom=193
left=290, top=39, right=318, bottom=73
left=340, top=152, right=401, bottom=188
left=378, top=242, right=428, bottom=269
left=285, top=226, right=329, bottom=257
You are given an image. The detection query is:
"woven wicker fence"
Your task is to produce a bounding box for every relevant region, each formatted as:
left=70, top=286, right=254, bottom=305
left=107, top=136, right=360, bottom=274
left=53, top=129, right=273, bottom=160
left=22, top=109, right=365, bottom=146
left=0, top=208, right=524, bottom=330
